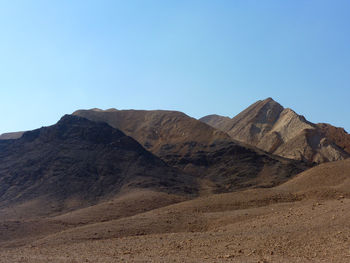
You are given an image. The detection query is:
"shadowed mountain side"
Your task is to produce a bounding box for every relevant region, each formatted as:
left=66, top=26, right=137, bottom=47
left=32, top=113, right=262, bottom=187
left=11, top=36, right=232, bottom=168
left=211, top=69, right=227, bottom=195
left=200, top=98, right=350, bottom=163
left=162, top=141, right=309, bottom=193
left=0, top=115, right=197, bottom=217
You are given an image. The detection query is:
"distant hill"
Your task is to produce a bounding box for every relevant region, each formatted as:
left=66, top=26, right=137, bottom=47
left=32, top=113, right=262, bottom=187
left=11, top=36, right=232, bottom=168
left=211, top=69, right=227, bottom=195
left=200, top=98, right=350, bottom=163
left=0, top=131, right=24, bottom=140
left=0, top=115, right=197, bottom=216
left=277, top=158, right=350, bottom=198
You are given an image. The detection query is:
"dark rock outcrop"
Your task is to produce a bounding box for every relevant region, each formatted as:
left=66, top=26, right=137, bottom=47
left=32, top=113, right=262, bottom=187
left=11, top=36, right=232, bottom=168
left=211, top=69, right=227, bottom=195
left=0, top=115, right=197, bottom=213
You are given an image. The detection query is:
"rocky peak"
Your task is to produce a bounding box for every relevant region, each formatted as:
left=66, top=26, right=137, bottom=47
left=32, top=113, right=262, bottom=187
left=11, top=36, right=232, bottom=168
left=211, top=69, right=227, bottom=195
left=200, top=98, right=350, bottom=163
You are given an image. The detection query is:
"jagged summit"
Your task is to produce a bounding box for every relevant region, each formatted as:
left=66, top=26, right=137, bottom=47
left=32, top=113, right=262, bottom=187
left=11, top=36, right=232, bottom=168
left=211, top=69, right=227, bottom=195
left=200, top=98, right=350, bottom=163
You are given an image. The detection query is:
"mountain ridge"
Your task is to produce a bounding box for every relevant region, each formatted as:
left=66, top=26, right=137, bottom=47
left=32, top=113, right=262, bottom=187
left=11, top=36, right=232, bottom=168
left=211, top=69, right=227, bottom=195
left=200, top=98, right=350, bottom=163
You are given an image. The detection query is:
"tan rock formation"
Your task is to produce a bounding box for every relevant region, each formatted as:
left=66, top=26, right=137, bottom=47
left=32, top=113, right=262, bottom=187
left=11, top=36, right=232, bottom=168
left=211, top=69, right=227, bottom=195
left=200, top=98, right=350, bottom=163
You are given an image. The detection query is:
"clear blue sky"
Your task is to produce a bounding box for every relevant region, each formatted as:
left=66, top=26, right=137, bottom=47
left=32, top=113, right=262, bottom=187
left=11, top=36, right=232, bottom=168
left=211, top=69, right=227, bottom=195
left=1, top=0, right=350, bottom=134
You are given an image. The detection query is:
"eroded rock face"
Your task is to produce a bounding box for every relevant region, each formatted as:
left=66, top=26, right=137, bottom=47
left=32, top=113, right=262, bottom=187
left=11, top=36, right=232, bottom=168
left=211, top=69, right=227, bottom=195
left=200, top=98, right=350, bottom=163
left=317, top=123, right=350, bottom=155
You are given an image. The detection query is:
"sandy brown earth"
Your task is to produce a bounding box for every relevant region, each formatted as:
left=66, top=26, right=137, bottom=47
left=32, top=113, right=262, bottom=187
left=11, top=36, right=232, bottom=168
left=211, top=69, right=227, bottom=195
left=1, top=159, right=350, bottom=262
left=1, top=197, right=349, bottom=262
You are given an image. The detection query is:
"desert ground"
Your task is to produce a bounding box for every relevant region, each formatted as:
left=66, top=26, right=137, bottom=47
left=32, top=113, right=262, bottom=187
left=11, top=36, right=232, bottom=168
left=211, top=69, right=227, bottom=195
left=1, top=195, right=349, bottom=262
left=1, top=160, right=350, bottom=262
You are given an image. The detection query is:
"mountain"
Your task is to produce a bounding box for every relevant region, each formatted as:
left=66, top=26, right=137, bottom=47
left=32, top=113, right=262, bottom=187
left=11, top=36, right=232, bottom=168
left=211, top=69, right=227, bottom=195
left=73, top=108, right=308, bottom=192
left=200, top=98, right=350, bottom=163
left=73, top=109, right=232, bottom=158
left=198, top=114, right=231, bottom=130
left=0, top=115, right=197, bottom=216
left=0, top=131, right=24, bottom=140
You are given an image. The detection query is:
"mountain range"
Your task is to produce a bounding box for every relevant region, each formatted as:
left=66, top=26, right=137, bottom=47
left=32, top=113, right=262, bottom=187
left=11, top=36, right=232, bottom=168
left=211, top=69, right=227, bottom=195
left=73, top=108, right=307, bottom=192
left=1, top=97, right=350, bottom=262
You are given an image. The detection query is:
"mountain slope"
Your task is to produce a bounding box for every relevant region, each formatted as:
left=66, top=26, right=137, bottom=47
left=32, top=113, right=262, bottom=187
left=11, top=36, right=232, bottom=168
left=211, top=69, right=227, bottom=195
left=277, top=158, right=350, bottom=196
left=0, top=115, right=197, bottom=216
left=200, top=98, right=350, bottom=163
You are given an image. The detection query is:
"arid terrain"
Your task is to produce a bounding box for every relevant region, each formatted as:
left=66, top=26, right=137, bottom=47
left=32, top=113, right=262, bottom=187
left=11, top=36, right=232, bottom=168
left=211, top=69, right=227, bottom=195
left=1, top=98, right=350, bottom=262
left=1, top=159, right=350, bottom=262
